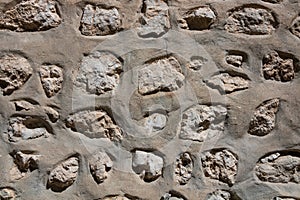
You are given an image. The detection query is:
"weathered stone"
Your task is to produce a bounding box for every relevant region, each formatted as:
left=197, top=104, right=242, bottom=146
left=0, top=0, right=61, bottom=32
left=138, top=56, right=184, bottom=95
left=261, top=0, right=283, bottom=3
left=76, top=51, right=123, bottom=95
left=206, top=73, right=249, bottom=94
left=179, top=6, right=216, bottom=30
left=14, top=100, right=35, bottom=111
left=0, top=54, right=32, bottom=95
left=39, top=65, right=63, bottom=97
left=225, top=55, right=243, bottom=68
left=179, top=105, right=227, bottom=142
left=248, top=98, right=280, bottom=136
left=80, top=5, right=122, bottom=36
left=263, top=51, right=295, bottom=82
left=89, top=152, right=113, bottom=184
left=225, top=6, right=278, bottom=35
left=138, top=0, right=170, bottom=37
left=174, top=152, right=193, bottom=185
left=132, top=151, right=163, bottom=182
left=206, top=190, right=231, bottom=200
left=0, top=188, right=16, bottom=200
left=160, top=192, right=186, bottom=200
left=47, top=157, right=79, bottom=192
left=255, top=153, right=300, bottom=183
left=7, top=117, right=51, bottom=142
left=66, top=110, right=123, bottom=142
left=186, top=56, right=208, bottom=71
left=43, top=106, right=59, bottom=122
left=290, top=16, right=300, bottom=39
left=144, top=113, right=167, bottom=132
left=201, top=149, right=238, bottom=185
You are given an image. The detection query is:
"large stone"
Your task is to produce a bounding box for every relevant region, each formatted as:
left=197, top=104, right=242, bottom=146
left=248, top=98, right=280, bottom=136
left=179, top=105, right=227, bottom=142
left=201, top=149, right=238, bottom=185
left=89, top=152, right=113, bottom=184
left=0, top=0, right=61, bottom=31
left=206, top=190, right=231, bottom=200
left=39, top=65, right=63, bottom=98
left=138, top=56, right=184, bottom=95
left=0, top=54, right=32, bottom=95
left=80, top=5, right=122, bottom=36
left=174, top=152, right=193, bottom=185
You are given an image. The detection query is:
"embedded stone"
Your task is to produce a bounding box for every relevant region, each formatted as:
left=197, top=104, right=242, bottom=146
left=43, top=106, right=59, bottom=123
left=160, top=192, right=186, bottom=200
left=102, top=197, right=130, bottom=200
left=89, top=152, right=113, bottom=184
left=14, top=100, right=35, bottom=111
left=144, top=113, right=167, bottom=132
left=39, top=65, right=63, bottom=97
left=273, top=198, right=297, bottom=200
left=0, top=188, right=16, bottom=200
left=262, top=0, right=283, bottom=3
left=206, top=190, right=231, bottom=200
left=174, top=152, right=193, bottom=185
left=290, top=16, right=300, bottom=39
left=225, top=55, right=243, bottom=68
left=186, top=56, right=208, bottom=71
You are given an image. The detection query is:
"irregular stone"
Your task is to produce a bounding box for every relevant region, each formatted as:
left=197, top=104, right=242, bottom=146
left=75, top=51, right=123, bottom=95
left=179, top=105, right=227, bottom=142
left=179, top=6, right=216, bottom=30
left=255, top=153, right=300, bottom=183
left=0, top=188, right=16, bottom=200
left=160, top=192, right=186, bottom=200
left=248, top=98, right=280, bottom=136
left=290, top=16, right=300, bottom=39
left=144, top=113, right=167, bottom=132
left=262, top=51, right=295, bottom=82
left=186, top=56, right=208, bottom=71
left=89, top=152, right=113, bottom=184
left=132, top=151, right=163, bottom=182
left=80, top=5, right=122, bottom=36
left=47, top=157, right=79, bottom=192
left=138, top=0, right=170, bottom=37
left=0, top=0, right=61, bottom=32
left=225, top=6, right=278, bottom=35
left=0, top=54, right=32, bottom=95
left=201, top=149, right=238, bottom=185
left=174, top=152, right=193, bottom=185
left=39, top=65, right=63, bottom=97
left=225, top=55, right=243, bottom=68
left=206, top=73, right=249, bottom=94
left=12, top=151, right=39, bottom=172
left=43, top=106, right=59, bottom=122
left=66, top=110, right=123, bottom=142
left=14, top=100, right=35, bottom=111
left=7, top=117, right=51, bottom=142
left=206, top=190, right=231, bottom=200
left=138, top=56, right=184, bottom=95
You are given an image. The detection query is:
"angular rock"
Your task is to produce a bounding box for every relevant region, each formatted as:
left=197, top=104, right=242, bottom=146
left=138, top=56, right=184, bottom=95
left=186, top=56, right=208, bottom=71
left=43, top=106, right=59, bottom=122
left=12, top=151, right=39, bottom=172
left=89, top=152, right=113, bottom=184
left=0, top=0, right=61, bottom=32
left=201, top=149, right=238, bottom=185
left=138, top=0, right=170, bottom=37
left=80, top=5, right=122, bottom=36
left=39, top=65, right=63, bottom=97
left=263, top=51, right=295, bottom=82
left=144, top=113, right=167, bottom=132
left=206, top=190, right=231, bottom=200
left=132, top=151, right=163, bottom=182
left=225, top=55, right=243, bottom=68
left=76, top=51, right=123, bottom=95
left=225, top=6, right=278, bottom=35
left=66, top=110, right=123, bottom=142
left=0, top=54, right=32, bottom=95
left=174, top=152, right=193, bottom=185
left=255, top=152, right=300, bottom=183
left=14, top=100, right=35, bottom=111
left=290, top=16, right=300, bottom=39
left=179, top=105, right=227, bottom=142
left=206, top=73, right=249, bottom=94
left=7, top=117, right=51, bottom=142
left=0, top=188, right=16, bottom=200
left=179, top=6, right=216, bottom=30
left=248, top=98, right=280, bottom=136
left=47, top=157, right=79, bottom=192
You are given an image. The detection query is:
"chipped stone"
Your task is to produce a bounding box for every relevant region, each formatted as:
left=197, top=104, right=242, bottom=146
left=48, top=157, right=79, bottom=192
left=80, top=5, right=122, bottom=36
left=76, top=51, right=123, bottom=95
left=175, top=152, right=193, bottom=185
left=225, top=55, right=243, bottom=68
left=290, top=16, right=300, bottom=39
left=201, top=149, right=238, bottom=185
left=206, top=190, right=231, bottom=200
left=0, top=0, right=61, bottom=32
left=0, top=54, right=32, bottom=95
left=144, top=113, right=167, bottom=132
left=0, top=188, right=16, bottom=200
left=39, top=65, right=63, bottom=97
left=132, top=151, right=163, bottom=182
left=138, top=56, right=184, bottom=95
left=248, top=98, right=280, bottom=136
left=66, top=110, right=123, bottom=142
left=89, top=152, right=113, bottom=184
left=179, top=105, right=227, bottom=142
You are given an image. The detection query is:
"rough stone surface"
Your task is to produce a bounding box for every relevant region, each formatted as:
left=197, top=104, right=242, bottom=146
left=75, top=51, right=123, bottom=95
left=290, top=16, right=300, bottom=39
left=138, top=56, right=184, bottom=95
left=43, top=106, right=59, bottom=122
left=248, top=98, right=280, bottom=136
left=132, top=151, right=163, bottom=182
left=39, top=65, right=63, bottom=97
left=225, top=55, right=243, bottom=68
left=66, top=110, right=123, bottom=142
left=89, top=152, right=113, bottom=184
left=225, top=6, right=278, bottom=35
left=255, top=152, right=300, bottom=184
left=263, top=51, right=295, bottom=82
left=0, top=0, right=61, bottom=32
left=160, top=192, right=186, bottom=200
left=0, top=188, right=16, bottom=200
left=179, top=105, right=227, bottom=142
left=80, top=5, right=122, bottom=36
left=47, top=157, right=79, bottom=192
left=175, top=152, right=193, bottom=185
left=0, top=54, right=32, bottom=95
left=144, top=113, right=167, bottom=132
left=206, top=190, right=231, bottom=200
left=201, top=149, right=238, bottom=186
left=186, top=56, right=208, bottom=71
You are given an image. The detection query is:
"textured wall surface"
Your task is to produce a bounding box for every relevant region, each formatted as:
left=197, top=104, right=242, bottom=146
left=0, top=0, right=300, bottom=199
